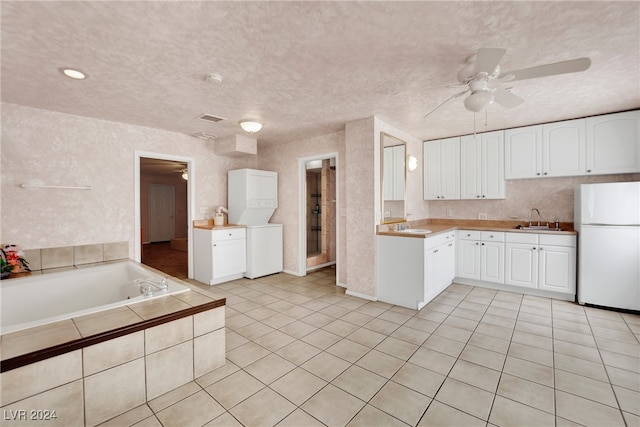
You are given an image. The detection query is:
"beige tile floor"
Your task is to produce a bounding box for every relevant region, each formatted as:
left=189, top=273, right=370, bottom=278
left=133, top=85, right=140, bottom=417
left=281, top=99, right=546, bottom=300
left=103, top=267, right=640, bottom=427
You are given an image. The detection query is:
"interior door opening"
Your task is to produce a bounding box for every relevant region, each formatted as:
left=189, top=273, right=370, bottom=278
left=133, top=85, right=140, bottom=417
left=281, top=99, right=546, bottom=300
left=305, top=157, right=337, bottom=270
left=139, top=157, right=189, bottom=279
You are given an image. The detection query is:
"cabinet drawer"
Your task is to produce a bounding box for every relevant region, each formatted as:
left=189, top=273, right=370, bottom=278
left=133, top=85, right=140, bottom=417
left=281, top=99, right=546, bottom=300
left=425, top=232, right=455, bottom=250
left=212, top=228, right=246, bottom=241
left=458, top=230, right=481, bottom=240
left=539, top=234, right=575, bottom=247
left=481, top=231, right=505, bottom=242
left=506, top=232, right=538, bottom=244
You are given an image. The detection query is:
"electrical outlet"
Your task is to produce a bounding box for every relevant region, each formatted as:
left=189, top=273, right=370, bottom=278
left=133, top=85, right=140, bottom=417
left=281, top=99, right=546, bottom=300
left=199, top=207, right=209, bottom=214
left=478, top=212, right=488, bottom=220
left=446, top=209, right=453, bottom=217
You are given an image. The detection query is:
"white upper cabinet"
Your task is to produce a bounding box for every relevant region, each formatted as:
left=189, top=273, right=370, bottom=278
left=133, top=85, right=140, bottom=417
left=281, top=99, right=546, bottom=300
left=543, top=119, right=586, bottom=177
left=504, top=125, right=542, bottom=179
left=383, top=145, right=405, bottom=201
left=586, top=110, right=640, bottom=175
left=505, top=110, right=639, bottom=179
left=460, top=131, right=505, bottom=199
left=423, top=137, right=460, bottom=200
left=505, top=119, right=585, bottom=179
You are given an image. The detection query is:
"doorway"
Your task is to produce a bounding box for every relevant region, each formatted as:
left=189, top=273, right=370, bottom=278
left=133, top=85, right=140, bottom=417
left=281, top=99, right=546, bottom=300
left=302, top=156, right=337, bottom=272
left=135, top=152, right=195, bottom=279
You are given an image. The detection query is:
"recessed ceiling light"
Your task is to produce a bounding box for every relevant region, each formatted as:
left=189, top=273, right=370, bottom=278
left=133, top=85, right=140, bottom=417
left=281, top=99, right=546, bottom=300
left=60, top=68, right=87, bottom=80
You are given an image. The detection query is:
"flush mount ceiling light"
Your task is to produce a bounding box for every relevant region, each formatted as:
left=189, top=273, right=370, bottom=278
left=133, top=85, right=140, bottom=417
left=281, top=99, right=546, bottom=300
left=59, top=68, right=87, bottom=80
left=239, top=120, right=263, bottom=133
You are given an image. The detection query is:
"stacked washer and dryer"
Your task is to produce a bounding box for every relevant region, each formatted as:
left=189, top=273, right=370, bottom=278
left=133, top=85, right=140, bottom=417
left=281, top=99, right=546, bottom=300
left=228, top=169, right=283, bottom=279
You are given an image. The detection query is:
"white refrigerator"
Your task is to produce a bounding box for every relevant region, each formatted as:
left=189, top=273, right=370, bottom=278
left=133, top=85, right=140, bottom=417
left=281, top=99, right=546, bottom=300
left=575, top=181, right=640, bottom=311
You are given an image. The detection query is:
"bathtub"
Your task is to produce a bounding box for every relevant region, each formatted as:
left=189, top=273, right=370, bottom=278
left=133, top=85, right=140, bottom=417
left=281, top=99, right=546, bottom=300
left=1, top=261, right=190, bottom=334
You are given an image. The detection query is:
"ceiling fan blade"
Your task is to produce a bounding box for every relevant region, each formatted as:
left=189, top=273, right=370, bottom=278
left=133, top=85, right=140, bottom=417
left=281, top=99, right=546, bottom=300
left=501, top=57, right=591, bottom=82
left=493, top=87, right=525, bottom=108
left=423, top=90, right=468, bottom=119
left=473, top=48, right=507, bottom=75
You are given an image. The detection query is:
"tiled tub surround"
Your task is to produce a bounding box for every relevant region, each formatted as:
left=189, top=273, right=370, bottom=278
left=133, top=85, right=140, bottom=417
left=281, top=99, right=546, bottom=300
left=1, top=261, right=191, bottom=334
left=0, top=290, right=226, bottom=426
left=20, top=241, right=130, bottom=272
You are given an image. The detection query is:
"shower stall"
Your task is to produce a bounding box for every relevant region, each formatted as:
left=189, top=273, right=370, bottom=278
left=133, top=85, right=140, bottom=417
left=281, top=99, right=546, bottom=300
left=305, top=158, right=336, bottom=268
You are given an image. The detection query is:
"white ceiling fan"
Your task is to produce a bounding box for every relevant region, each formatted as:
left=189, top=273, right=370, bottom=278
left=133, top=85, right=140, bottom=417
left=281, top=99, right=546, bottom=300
left=424, top=48, right=591, bottom=119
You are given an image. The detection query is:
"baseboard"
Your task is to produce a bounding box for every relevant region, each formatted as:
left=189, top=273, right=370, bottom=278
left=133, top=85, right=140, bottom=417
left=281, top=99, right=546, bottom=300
left=345, top=289, right=377, bottom=301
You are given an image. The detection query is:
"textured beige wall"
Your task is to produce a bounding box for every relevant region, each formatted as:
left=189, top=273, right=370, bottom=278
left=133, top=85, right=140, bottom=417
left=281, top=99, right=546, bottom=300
left=425, top=173, right=640, bottom=223
left=1, top=103, right=255, bottom=257
left=258, top=131, right=345, bottom=280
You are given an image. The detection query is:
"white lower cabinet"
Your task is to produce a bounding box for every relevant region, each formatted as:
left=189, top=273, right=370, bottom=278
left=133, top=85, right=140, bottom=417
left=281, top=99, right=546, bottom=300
left=505, top=233, right=576, bottom=295
left=456, top=230, right=576, bottom=299
left=194, top=227, right=247, bottom=285
left=425, top=233, right=456, bottom=303
left=457, top=231, right=504, bottom=284
left=377, top=231, right=456, bottom=309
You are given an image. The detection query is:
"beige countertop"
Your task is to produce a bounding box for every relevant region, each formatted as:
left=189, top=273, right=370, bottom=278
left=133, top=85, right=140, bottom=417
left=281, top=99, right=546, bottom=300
left=193, top=220, right=246, bottom=230
left=377, top=219, right=577, bottom=239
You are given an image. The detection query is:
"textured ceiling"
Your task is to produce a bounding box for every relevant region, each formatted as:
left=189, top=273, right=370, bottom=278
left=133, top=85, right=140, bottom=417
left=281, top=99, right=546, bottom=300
left=2, top=1, right=639, bottom=146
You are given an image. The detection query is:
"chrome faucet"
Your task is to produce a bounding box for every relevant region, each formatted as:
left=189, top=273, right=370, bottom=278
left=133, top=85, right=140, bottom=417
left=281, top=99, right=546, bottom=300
left=136, top=278, right=169, bottom=296
left=530, top=208, right=542, bottom=227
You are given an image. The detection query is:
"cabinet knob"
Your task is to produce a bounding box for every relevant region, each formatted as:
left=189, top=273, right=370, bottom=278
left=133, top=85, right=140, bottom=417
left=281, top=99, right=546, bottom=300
left=543, top=172, right=548, bottom=175
left=433, top=249, right=439, bottom=253
left=587, top=169, right=592, bottom=173
left=448, top=243, right=453, bottom=247
left=482, top=195, right=486, bottom=198
left=533, top=247, right=536, bottom=250
left=476, top=195, right=481, bottom=198
left=540, top=247, right=544, bottom=250
left=489, top=235, right=494, bottom=238
left=481, top=243, right=485, bottom=246
left=536, top=173, right=541, bottom=176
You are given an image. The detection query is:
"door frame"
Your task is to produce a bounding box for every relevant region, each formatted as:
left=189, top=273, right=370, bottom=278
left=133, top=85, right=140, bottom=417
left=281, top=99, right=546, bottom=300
left=297, top=152, right=341, bottom=284
left=135, top=150, right=195, bottom=278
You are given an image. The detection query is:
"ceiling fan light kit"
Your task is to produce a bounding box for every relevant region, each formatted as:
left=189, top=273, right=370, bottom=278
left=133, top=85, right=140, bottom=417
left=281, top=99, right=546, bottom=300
left=464, top=91, right=494, bottom=112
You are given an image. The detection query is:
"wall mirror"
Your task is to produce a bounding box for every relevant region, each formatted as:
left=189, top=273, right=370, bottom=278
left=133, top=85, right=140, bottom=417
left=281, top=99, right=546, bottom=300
left=381, top=132, right=407, bottom=224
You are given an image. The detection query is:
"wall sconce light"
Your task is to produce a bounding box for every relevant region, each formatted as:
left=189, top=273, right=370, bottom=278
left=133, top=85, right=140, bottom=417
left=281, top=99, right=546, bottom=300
left=408, top=155, right=418, bottom=172
left=239, top=120, right=263, bottom=133
left=181, top=169, right=188, bottom=180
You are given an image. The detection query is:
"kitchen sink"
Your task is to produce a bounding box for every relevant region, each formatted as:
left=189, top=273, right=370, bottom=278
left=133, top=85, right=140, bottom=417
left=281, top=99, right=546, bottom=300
left=398, top=229, right=432, bottom=234
left=514, top=225, right=556, bottom=231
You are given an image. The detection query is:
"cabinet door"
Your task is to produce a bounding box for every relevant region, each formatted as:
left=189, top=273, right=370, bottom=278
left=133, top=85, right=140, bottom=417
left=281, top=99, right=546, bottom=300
left=460, top=135, right=481, bottom=199
left=424, top=245, right=440, bottom=303
left=482, top=131, right=505, bottom=199
left=440, top=137, right=460, bottom=199
left=504, top=125, right=542, bottom=179
left=442, top=240, right=456, bottom=285
left=586, top=110, right=640, bottom=174
left=423, top=140, right=441, bottom=200
left=480, top=241, right=504, bottom=283
left=538, top=245, right=576, bottom=293
left=456, top=239, right=480, bottom=279
left=213, top=239, right=246, bottom=279
left=505, top=243, right=538, bottom=288
left=543, top=119, right=585, bottom=177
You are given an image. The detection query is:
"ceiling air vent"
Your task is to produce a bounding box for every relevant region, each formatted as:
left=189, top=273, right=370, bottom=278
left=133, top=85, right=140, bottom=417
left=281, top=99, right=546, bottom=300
left=199, top=113, right=226, bottom=123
